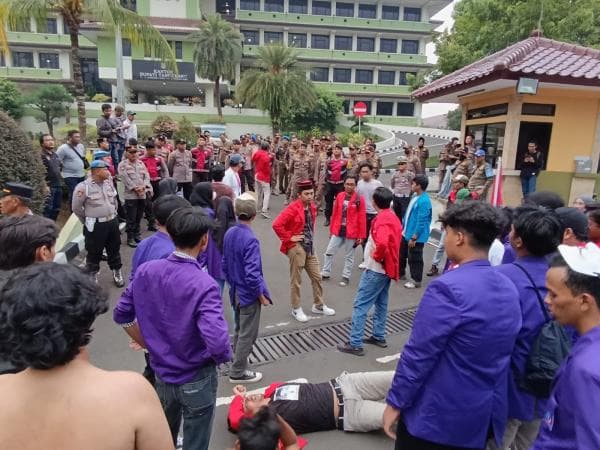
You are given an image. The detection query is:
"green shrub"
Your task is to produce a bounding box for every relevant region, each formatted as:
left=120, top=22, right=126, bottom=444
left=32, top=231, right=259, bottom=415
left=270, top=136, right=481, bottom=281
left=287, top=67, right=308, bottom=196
left=0, top=79, right=25, bottom=119
left=137, top=125, right=154, bottom=143
left=0, top=112, right=47, bottom=214
left=173, top=116, right=199, bottom=146
left=151, top=114, right=178, bottom=137
left=91, top=93, right=111, bottom=103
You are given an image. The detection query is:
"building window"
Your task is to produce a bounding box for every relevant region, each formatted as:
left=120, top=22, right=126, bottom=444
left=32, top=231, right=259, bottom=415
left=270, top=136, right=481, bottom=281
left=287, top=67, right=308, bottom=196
left=361, top=100, right=372, bottom=115
left=312, top=1, right=331, bottom=15
left=358, top=4, right=376, bottom=18
left=120, top=0, right=137, bottom=11
left=521, top=103, right=556, bottom=116
left=355, top=69, right=373, bottom=83
left=39, top=53, right=59, bottom=69
left=289, top=0, right=308, bottom=13
left=122, top=39, right=132, bottom=56
left=242, top=30, right=259, bottom=45
left=40, top=18, right=58, bottom=34
left=216, top=0, right=235, bottom=15
left=379, top=38, right=397, bottom=53
left=265, top=0, right=284, bottom=12
left=335, top=2, right=354, bottom=17
left=334, top=35, right=353, bottom=50
left=310, top=67, right=329, bottom=82
left=403, top=7, right=421, bottom=21
left=311, top=34, right=330, bottom=49
left=398, top=71, right=416, bottom=85
left=240, top=0, right=260, bottom=10
left=397, top=102, right=415, bottom=116
left=333, top=68, right=351, bottom=83
left=264, top=31, right=283, bottom=44
left=289, top=33, right=307, bottom=48
left=357, top=37, right=375, bottom=52
left=381, top=5, right=399, bottom=20
left=342, top=100, right=350, bottom=114
left=378, top=70, right=395, bottom=85
left=401, top=39, right=419, bottom=54
left=466, top=103, right=509, bottom=120
left=171, top=41, right=183, bottom=59
left=12, top=51, right=33, bottom=67
left=377, top=101, right=393, bottom=116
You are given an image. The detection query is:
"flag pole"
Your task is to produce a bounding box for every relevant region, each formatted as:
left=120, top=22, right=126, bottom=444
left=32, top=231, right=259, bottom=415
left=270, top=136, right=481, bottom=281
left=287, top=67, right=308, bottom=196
left=492, top=156, right=502, bottom=207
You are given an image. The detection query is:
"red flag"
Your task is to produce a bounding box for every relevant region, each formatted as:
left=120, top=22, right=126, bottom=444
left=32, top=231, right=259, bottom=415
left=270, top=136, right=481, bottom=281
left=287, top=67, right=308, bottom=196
left=491, top=156, right=503, bottom=206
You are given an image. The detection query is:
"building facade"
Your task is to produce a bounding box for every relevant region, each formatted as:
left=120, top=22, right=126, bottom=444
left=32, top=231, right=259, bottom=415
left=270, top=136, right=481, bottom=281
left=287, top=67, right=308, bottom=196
left=1, top=0, right=449, bottom=124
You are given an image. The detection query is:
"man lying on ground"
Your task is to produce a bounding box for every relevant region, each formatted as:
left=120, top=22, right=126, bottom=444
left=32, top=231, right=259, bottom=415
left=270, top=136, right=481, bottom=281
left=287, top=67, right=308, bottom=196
left=230, top=407, right=300, bottom=450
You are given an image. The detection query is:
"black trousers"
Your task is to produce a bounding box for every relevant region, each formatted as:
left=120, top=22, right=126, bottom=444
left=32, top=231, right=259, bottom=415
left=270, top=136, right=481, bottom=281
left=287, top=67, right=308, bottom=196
left=400, top=236, right=425, bottom=282
left=241, top=169, right=255, bottom=192
left=125, top=199, right=145, bottom=238
left=84, top=218, right=122, bottom=273
left=396, top=420, right=482, bottom=450
left=393, top=196, right=411, bottom=225
left=178, top=182, right=192, bottom=200
left=324, top=182, right=344, bottom=220
left=144, top=193, right=155, bottom=228
left=362, top=213, right=378, bottom=250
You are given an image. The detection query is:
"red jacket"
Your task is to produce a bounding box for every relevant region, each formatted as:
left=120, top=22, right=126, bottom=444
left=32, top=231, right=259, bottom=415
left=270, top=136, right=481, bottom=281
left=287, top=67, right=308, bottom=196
left=370, top=208, right=402, bottom=280
left=330, top=191, right=366, bottom=239
left=272, top=199, right=317, bottom=254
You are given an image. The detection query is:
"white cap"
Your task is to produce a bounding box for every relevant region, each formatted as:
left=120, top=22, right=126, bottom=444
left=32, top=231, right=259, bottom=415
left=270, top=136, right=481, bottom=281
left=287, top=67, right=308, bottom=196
left=557, top=243, right=600, bottom=277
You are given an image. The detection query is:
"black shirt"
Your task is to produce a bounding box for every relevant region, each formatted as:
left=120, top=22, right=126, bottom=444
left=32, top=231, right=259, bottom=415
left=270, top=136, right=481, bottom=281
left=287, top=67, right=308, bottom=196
left=268, top=382, right=336, bottom=434
left=42, top=149, right=62, bottom=187
left=301, top=207, right=314, bottom=255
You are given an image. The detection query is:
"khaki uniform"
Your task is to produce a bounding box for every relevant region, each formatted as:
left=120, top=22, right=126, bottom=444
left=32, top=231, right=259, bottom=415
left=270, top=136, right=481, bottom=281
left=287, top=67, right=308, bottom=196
left=313, top=151, right=328, bottom=208
left=468, top=162, right=494, bottom=199
left=217, top=140, right=232, bottom=165
left=405, top=155, right=421, bottom=176
left=276, top=143, right=289, bottom=194
left=167, top=150, right=193, bottom=183
left=391, top=169, right=415, bottom=221
left=346, top=155, right=360, bottom=177
left=118, top=159, right=153, bottom=200
left=416, top=146, right=429, bottom=175
left=288, top=154, right=314, bottom=199
left=454, top=159, right=474, bottom=178
left=359, top=155, right=383, bottom=179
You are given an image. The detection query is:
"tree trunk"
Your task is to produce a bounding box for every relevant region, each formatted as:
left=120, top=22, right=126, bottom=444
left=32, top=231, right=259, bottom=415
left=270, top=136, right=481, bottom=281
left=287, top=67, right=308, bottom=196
left=66, top=15, right=87, bottom=141
left=46, top=112, right=54, bottom=136
left=214, top=78, right=222, bottom=119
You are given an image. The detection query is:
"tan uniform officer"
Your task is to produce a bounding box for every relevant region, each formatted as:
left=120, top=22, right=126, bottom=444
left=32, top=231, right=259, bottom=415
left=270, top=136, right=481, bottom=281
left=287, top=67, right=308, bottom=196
left=288, top=143, right=314, bottom=200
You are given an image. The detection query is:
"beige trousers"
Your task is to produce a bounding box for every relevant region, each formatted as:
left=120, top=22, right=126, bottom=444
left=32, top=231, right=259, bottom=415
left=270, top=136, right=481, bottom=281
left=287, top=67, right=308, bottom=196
left=287, top=244, right=323, bottom=309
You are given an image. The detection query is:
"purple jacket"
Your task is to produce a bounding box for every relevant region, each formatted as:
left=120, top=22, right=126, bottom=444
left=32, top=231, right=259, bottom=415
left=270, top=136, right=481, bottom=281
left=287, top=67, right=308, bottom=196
left=114, top=254, right=232, bottom=384
left=386, top=259, right=521, bottom=448
left=496, top=257, right=550, bottom=421
left=197, top=207, right=224, bottom=281
left=222, top=223, right=271, bottom=308
left=533, top=325, right=600, bottom=449
left=129, top=230, right=174, bottom=282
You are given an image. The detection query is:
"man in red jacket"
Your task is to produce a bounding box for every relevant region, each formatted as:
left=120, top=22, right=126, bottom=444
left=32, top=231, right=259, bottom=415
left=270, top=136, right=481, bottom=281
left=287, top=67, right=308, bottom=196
left=321, top=174, right=366, bottom=287
left=338, top=187, right=402, bottom=356
left=273, top=179, right=335, bottom=323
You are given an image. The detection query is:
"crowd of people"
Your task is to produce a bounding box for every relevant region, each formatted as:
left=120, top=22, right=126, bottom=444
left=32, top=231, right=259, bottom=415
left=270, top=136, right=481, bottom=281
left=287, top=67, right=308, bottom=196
left=0, top=109, right=600, bottom=450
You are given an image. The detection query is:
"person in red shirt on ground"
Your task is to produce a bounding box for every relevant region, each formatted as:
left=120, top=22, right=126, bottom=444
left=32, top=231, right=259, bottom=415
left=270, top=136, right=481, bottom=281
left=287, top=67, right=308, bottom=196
left=323, top=144, right=348, bottom=227
left=338, top=187, right=402, bottom=356
left=321, top=174, right=366, bottom=287
left=273, top=180, right=335, bottom=322
left=252, top=141, right=275, bottom=219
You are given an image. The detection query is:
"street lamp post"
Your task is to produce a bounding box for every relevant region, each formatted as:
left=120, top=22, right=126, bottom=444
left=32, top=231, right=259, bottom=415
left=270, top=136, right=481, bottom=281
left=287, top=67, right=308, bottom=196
left=154, top=100, right=159, bottom=111
left=237, top=103, right=243, bottom=114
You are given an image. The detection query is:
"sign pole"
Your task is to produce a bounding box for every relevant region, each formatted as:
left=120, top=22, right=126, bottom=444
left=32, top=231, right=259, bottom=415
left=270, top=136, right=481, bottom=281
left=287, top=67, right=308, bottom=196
left=358, top=116, right=361, bottom=136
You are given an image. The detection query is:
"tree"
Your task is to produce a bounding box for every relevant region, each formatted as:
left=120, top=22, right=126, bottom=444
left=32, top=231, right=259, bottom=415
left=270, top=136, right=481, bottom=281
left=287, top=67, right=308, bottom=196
left=237, top=44, right=317, bottom=134
left=0, top=78, right=24, bottom=119
left=173, top=116, right=198, bottom=146
left=150, top=114, right=178, bottom=137
left=447, top=107, right=462, bottom=131
left=281, top=89, right=343, bottom=133
left=189, top=15, right=242, bottom=120
left=0, top=112, right=47, bottom=213
left=436, top=0, right=600, bottom=75
left=28, top=84, right=73, bottom=135
left=0, top=0, right=177, bottom=139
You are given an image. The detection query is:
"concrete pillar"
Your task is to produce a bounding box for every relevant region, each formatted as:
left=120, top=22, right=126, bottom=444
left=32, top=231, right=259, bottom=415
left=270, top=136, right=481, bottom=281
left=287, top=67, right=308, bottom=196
left=259, top=0, right=265, bottom=11
left=283, top=30, right=288, bottom=44
left=33, top=51, right=39, bottom=68
left=259, top=29, right=265, bottom=45
left=328, top=64, right=334, bottom=81
left=308, top=0, right=313, bottom=14
left=373, top=67, right=379, bottom=84
left=350, top=68, right=356, bottom=83
left=352, top=33, right=357, bottom=51
left=375, top=34, right=381, bottom=52
left=354, top=0, right=358, bottom=17
left=500, top=97, right=523, bottom=170
left=591, top=100, right=600, bottom=173
left=392, top=102, right=397, bottom=116
left=205, top=86, right=215, bottom=108
left=284, top=0, right=289, bottom=12
left=235, top=63, right=241, bottom=85
left=137, top=92, right=148, bottom=103
left=376, top=1, right=382, bottom=19
left=414, top=101, right=422, bottom=123
left=307, top=32, right=312, bottom=48
left=330, top=31, right=335, bottom=50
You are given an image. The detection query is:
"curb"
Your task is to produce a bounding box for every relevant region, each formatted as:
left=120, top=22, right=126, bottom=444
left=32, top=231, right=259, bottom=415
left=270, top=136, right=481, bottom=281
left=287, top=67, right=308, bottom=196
left=54, top=222, right=126, bottom=264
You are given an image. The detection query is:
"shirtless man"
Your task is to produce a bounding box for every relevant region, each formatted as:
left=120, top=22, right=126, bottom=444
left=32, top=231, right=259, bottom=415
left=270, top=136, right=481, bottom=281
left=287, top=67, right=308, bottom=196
left=0, top=263, right=173, bottom=450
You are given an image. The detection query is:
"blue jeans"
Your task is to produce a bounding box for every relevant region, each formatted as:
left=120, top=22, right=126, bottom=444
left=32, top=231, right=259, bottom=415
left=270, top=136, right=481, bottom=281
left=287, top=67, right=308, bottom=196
left=154, top=364, right=218, bottom=450
left=110, top=140, right=125, bottom=168
left=43, top=186, right=63, bottom=220
left=322, top=235, right=356, bottom=279
left=521, top=175, right=536, bottom=198
left=349, top=269, right=391, bottom=348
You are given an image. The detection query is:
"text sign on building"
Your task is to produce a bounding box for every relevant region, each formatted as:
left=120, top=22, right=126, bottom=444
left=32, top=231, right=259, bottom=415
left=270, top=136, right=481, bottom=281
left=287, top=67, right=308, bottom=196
left=132, top=60, right=195, bottom=82
left=353, top=101, right=367, bottom=117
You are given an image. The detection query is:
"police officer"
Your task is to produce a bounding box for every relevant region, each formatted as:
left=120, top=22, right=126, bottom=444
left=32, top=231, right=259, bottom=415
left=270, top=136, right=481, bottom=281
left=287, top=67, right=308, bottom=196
left=360, top=144, right=383, bottom=179
left=72, top=160, right=124, bottom=287
left=0, top=182, right=34, bottom=217
left=288, top=143, right=314, bottom=200
left=468, top=148, right=494, bottom=200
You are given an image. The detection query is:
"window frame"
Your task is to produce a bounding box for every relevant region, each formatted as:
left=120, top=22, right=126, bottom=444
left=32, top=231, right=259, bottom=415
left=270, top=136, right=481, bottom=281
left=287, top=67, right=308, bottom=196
left=242, top=30, right=260, bottom=45
left=335, top=2, right=354, bottom=17
left=333, top=68, right=351, bottom=83
left=403, top=6, right=421, bottom=21
left=289, top=0, right=308, bottom=13
left=288, top=33, right=307, bottom=48
left=310, top=67, right=329, bottom=82
left=334, top=35, right=353, bottom=50
left=311, top=34, right=330, bottom=50
left=12, top=51, right=34, bottom=68
left=358, top=3, right=376, bottom=18
left=377, top=101, right=394, bottom=116
left=356, top=37, right=375, bottom=52
left=264, top=0, right=284, bottom=12
left=239, top=0, right=260, bottom=11
left=379, top=38, right=397, bottom=53
left=39, top=52, right=60, bottom=69
left=312, top=0, right=331, bottom=15
left=381, top=5, right=399, bottom=20
left=401, top=39, right=419, bottom=54
left=397, top=102, right=415, bottom=116
left=355, top=69, right=373, bottom=84
left=264, top=31, right=284, bottom=44
left=378, top=70, right=395, bottom=85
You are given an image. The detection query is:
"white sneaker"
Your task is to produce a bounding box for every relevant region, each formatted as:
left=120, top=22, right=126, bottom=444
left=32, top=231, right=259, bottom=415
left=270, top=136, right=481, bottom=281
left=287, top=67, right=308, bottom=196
left=358, top=262, right=366, bottom=269
left=229, top=370, right=263, bottom=384
left=312, top=304, right=336, bottom=316
left=404, top=281, right=421, bottom=289
left=292, top=307, right=308, bottom=322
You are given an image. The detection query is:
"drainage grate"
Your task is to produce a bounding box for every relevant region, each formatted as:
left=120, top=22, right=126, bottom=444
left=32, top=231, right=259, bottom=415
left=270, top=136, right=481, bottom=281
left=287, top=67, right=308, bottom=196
left=247, top=306, right=417, bottom=366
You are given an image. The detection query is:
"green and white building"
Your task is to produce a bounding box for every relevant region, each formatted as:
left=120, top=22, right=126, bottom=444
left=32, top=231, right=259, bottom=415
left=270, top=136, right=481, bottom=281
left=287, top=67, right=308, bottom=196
left=1, top=0, right=449, bottom=125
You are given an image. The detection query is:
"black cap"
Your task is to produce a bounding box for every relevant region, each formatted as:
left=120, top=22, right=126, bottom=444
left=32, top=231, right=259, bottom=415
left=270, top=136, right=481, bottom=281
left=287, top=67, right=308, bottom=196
left=555, top=207, right=588, bottom=239
left=1, top=182, right=33, bottom=199
left=175, top=138, right=187, bottom=145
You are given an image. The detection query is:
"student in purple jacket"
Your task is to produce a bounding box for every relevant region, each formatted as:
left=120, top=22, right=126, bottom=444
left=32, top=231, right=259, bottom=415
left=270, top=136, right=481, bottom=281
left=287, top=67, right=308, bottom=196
left=383, top=202, right=522, bottom=450
left=489, top=206, right=563, bottom=450
left=223, top=193, right=272, bottom=384
left=114, top=206, right=232, bottom=450
left=533, top=244, right=600, bottom=450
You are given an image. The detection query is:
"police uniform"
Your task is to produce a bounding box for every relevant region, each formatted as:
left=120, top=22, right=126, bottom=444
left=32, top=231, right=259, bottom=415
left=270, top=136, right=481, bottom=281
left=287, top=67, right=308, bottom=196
left=360, top=155, right=383, bottom=179
left=313, top=150, right=328, bottom=208
left=454, top=158, right=474, bottom=178
left=276, top=142, right=289, bottom=195
left=468, top=160, right=494, bottom=200
left=72, top=162, right=123, bottom=286
left=346, top=154, right=360, bottom=177
left=288, top=153, right=314, bottom=199
left=119, top=157, right=153, bottom=246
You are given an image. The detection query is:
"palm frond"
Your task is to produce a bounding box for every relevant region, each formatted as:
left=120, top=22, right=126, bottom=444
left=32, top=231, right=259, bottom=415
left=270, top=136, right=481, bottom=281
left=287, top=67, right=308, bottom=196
left=0, top=0, right=53, bottom=57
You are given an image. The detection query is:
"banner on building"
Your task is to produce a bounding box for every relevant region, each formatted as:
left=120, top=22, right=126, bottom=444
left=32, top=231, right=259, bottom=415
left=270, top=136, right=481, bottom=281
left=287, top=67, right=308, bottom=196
left=132, top=60, right=195, bottom=82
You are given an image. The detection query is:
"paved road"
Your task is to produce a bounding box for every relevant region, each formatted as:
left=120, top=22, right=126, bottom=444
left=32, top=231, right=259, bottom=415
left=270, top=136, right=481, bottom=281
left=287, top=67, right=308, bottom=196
left=87, top=173, right=442, bottom=450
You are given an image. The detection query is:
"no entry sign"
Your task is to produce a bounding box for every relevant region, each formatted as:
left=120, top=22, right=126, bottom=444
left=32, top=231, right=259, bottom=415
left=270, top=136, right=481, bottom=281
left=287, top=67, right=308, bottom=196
left=353, top=101, right=367, bottom=117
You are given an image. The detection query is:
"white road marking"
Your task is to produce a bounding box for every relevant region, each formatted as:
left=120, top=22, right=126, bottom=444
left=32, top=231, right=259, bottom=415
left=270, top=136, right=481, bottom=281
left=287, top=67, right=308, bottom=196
left=216, top=378, right=308, bottom=407
left=376, top=353, right=401, bottom=364
left=264, top=321, right=291, bottom=329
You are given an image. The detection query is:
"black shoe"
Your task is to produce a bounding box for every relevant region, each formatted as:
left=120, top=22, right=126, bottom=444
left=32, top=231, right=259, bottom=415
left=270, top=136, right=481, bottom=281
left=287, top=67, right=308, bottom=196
left=228, top=370, right=263, bottom=384
left=148, top=224, right=158, bottom=232
left=134, top=234, right=142, bottom=243
left=363, top=336, right=388, bottom=348
left=337, top=343, right=364, bottom=356
left=127, top=238, right=138, bottom=248
left=426, top=265, right=439, bottom=277
left=324, top=219, right=330, bottom=227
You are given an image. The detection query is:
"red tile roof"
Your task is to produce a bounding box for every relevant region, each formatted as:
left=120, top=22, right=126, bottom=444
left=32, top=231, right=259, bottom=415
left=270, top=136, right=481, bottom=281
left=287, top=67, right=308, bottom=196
left=413, top=36, right=600, bottom=101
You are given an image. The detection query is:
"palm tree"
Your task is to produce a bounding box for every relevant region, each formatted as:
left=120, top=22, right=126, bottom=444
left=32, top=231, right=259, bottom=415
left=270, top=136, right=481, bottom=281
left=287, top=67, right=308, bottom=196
left=237, top=44, right=316, bottom=134
left=188, top=14, right=241, bottom=119
left=0, top=0, right=176, bottom=139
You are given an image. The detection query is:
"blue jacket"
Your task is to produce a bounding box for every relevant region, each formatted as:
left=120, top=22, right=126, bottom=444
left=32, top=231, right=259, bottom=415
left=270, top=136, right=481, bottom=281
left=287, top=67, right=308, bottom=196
left=222, top=223, right=271, bottom=308
left=403, top=192, right=432, bottom=243
left=387, top=260, right=521, bottom=448
left=496, top=257, right=550, bottom=421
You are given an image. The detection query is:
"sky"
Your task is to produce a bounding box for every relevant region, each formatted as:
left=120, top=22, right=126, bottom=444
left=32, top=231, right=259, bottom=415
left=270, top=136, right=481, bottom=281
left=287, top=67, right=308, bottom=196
left=421, top=0, right=458, bottom=118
